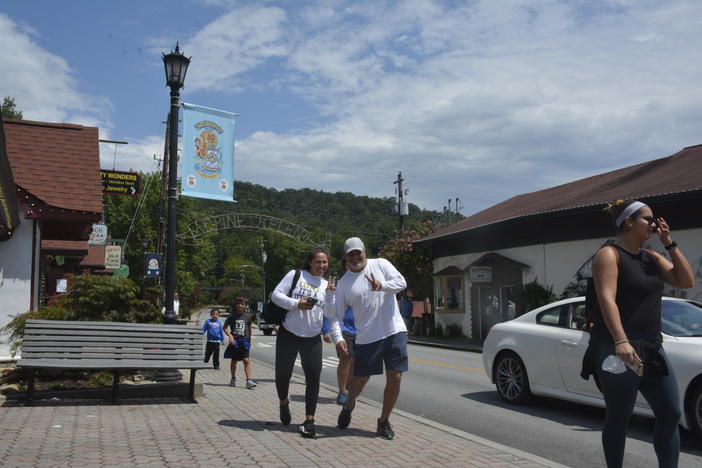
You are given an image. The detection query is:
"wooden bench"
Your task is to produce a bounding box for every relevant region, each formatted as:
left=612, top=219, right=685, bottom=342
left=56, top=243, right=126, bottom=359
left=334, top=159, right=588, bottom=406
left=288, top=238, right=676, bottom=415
left=16, top=319, right=210, bottom=403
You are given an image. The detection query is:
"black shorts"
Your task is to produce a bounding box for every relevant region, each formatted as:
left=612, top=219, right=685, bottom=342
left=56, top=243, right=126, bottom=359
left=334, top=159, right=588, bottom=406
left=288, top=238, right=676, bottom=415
left=224, top=342, right=250, bottom=361
left=336, top=331, right=356, bottom=358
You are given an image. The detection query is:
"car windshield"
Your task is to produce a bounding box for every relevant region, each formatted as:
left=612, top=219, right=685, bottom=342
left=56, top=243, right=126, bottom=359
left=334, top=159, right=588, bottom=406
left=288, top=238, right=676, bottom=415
left=662, top=300, right=702, bottom=337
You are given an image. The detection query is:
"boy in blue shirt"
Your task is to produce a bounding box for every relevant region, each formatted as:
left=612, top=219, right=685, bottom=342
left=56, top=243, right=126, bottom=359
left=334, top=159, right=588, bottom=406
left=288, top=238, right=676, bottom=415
left=202, top=308, right=225, bottom=370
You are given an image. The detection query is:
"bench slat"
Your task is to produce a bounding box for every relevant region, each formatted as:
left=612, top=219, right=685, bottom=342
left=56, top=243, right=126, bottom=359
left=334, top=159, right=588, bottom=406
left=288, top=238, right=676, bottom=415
left=22, top=336, right=203, bottom=345
left=16, top=359, right=210, bottom=369
left=22, top=335, right=204, bottom=346
left=25, top=319, right=199, bottom=333
left=21, top=341, right=203, bottom=351
left=21, top=347, right=202, bottom=354
left=20, top=352, right=202, bottom=360
left=22, top=330, right=203, bottom=340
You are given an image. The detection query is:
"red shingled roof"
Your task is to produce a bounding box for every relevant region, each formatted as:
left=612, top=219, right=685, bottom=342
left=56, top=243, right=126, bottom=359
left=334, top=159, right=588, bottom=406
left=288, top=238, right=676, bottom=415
left=79, top=245, right=106, bottom=268
left=420, top=144, right=702, bottom=242
left=3, top=118, right=102, bottom=214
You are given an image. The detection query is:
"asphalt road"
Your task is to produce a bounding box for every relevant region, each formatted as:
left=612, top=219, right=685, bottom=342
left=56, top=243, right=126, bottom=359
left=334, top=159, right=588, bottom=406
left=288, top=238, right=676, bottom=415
left=248, top=332, right=702, bottom=468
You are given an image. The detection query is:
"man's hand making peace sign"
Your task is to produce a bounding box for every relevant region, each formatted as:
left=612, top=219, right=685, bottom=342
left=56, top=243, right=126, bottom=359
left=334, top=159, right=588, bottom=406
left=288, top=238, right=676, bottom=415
left=365, top=273, right=382, bottom=291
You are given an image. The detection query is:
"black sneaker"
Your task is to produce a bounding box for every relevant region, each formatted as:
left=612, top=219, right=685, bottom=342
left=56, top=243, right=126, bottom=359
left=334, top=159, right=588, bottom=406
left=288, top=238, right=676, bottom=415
left=279, top=400, right=291, bottom=426
left=376, top=418, right=394, bottom=440
left=337, top=401, right=355, bottom=429
left=299, top=419, right=316, bottom=438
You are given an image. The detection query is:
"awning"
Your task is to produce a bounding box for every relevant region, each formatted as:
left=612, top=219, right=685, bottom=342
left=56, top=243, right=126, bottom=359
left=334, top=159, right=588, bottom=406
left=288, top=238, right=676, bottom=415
left=41, top=240, right=89, bottom=256
left=433, top=266, right=463, bottom=276
left=0, top=117, right=20, bottom=240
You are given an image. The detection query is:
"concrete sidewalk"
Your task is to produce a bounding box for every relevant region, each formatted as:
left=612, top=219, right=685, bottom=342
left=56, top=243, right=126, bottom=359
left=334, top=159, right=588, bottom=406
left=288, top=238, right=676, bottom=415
left=0, top=358, right=564, bottom=468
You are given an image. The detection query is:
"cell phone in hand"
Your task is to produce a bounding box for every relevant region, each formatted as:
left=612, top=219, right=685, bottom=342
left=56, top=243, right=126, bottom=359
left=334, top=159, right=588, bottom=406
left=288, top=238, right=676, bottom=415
left=626, top=358, right=644, bottom=377
left=306, top=297, right=318, bottom=306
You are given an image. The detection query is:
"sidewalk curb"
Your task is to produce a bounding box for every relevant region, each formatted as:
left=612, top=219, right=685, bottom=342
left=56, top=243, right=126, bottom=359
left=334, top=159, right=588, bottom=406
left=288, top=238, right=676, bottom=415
left=255, top=358, right=566, bottom=468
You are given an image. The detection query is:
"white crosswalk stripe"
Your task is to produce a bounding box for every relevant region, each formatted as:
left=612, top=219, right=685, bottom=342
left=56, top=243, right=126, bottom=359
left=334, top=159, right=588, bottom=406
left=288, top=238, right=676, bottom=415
left=255, top=342, right=273, bottom=348
left=293, top=357, right=340, bottom=369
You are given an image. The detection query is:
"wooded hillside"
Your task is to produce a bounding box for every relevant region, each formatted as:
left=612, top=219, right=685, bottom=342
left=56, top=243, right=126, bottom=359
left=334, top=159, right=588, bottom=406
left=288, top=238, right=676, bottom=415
left=104, top=175, right=442, bottom=311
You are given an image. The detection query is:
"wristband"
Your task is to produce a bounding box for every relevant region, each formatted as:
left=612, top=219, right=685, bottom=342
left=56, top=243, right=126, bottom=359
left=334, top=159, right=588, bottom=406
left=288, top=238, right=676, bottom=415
left=664, top=241, right=678, bottom=251
left=614, top=339, right=629, bottom=346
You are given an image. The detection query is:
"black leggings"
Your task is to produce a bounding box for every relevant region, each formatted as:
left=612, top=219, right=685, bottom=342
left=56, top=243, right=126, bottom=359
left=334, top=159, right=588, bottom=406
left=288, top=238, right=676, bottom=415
left=596, top=348, right=680, bottom=468
left=275, top=326, right=323, bottom=417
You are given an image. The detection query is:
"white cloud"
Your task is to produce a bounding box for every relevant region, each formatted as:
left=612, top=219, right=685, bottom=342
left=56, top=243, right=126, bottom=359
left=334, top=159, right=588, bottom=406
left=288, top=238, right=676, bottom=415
left=184, top=6, right=288, bottom=92
left=100, top=134, right=165, bottom=174
left=229, top=0, right=702, bottom=212
left=0, top=14, right=111, bottom=128
left=5, top=1, right=702, bottom=215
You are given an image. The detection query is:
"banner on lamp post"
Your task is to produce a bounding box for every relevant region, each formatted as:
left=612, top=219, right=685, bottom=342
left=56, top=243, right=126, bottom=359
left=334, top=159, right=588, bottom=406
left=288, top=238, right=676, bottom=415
left=144, top=253, right=162, bottom=278
left=181, top=103, right=237, bottom=202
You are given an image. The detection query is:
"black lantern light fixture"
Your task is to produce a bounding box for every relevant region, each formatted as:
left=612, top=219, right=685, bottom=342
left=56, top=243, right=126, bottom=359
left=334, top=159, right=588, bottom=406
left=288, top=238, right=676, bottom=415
left=161, top=43, right=190, bottom=325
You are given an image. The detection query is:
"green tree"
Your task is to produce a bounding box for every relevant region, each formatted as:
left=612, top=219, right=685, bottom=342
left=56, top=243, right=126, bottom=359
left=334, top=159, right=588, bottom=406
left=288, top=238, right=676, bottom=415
left=521, top=279, right=557, bottom=313
left=379, top=221, right=437, bottom=300
left=1, top=97, right=23, bottom=119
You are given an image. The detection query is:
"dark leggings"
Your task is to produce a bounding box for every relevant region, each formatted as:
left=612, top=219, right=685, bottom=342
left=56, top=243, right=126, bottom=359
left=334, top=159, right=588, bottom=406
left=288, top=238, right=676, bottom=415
left=596, top=348, right=680, bottom=468
left=275, top=326, right=322, bottom=417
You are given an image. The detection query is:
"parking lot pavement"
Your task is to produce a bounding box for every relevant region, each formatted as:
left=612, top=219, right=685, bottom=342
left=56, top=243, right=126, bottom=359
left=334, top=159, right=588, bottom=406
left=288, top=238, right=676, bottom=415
left=0, top=356, right=566, bottom=468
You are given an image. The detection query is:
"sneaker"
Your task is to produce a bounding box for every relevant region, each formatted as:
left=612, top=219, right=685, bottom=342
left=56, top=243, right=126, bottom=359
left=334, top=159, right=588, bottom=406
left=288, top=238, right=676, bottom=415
left=228, top=378, right=236, bottom=387
left=213, top=366, right=220, bottom=370
left=245, top=379, right=257, bottom=389
left=376, top=418, right=395, bottom=440
left=337, top=400, right=355, bottom=429
left=336, top=392, right=348, bottom=406
left=299, top=419, right=316, bottom=438
left=280, top=399, right=291, bottom=426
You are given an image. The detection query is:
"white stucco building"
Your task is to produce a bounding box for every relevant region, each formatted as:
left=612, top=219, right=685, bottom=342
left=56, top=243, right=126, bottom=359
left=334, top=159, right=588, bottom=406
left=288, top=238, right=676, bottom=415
left=0, top=117, right=103, bottom=359
left=416, top=145, right=702, bottom=342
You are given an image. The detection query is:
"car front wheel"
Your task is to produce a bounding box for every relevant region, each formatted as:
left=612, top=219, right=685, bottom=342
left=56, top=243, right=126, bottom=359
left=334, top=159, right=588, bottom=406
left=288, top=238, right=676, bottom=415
left=263, top=329, right=273, bottom=336
left=495, top=352, right=532, bottom=404
left=688, top=382, right=702, bottom=438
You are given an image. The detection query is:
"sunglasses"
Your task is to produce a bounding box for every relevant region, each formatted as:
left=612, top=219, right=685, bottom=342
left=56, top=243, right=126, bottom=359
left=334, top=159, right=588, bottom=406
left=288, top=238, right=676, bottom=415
left=631, top=215, right=658, bottom=228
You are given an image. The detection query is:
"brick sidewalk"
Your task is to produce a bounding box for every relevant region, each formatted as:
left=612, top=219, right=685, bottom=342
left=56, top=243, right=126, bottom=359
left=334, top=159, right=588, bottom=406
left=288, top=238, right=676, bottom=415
left=0, top=358, right=564, bottom=468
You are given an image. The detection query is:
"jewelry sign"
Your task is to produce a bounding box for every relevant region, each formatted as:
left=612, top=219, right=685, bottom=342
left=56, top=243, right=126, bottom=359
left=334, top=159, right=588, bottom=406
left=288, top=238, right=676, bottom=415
left=101, top=170, right=139, bottom=196
left=181, top=103, right=236, bottom=202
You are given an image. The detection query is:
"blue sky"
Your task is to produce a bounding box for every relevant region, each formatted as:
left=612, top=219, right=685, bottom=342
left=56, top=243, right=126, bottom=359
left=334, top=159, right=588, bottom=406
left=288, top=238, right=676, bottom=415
left=2, top=0, right=702, bottom=215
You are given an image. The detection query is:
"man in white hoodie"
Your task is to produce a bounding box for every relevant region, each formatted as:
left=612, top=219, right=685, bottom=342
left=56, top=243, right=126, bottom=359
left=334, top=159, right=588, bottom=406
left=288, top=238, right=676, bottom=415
left=332, top=237, right=407, bottom=440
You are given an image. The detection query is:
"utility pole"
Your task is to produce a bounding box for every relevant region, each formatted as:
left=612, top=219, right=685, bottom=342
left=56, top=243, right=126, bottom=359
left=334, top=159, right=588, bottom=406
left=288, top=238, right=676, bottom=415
left=394, top=171, right=405, bottom=230
left=260, top=238, right=267, bottom=302
left=156, top=115, right=170, bottom=257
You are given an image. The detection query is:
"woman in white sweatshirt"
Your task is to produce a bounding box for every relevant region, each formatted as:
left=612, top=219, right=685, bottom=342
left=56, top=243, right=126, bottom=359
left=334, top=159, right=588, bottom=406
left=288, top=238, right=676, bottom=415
left=272, top=247, right=340, bottom=439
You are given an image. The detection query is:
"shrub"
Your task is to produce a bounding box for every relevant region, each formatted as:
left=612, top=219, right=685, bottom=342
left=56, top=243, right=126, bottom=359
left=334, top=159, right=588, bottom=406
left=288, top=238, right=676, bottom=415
left=521, top=279, right=557, bottom=313
left=434, top=323, right=444, bottom=338
left=445, top=323, right=464, bottom=338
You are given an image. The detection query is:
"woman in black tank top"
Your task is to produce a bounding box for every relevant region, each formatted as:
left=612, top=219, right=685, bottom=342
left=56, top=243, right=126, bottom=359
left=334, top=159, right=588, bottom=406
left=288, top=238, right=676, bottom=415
left=590, top=199, right=694, bottom=468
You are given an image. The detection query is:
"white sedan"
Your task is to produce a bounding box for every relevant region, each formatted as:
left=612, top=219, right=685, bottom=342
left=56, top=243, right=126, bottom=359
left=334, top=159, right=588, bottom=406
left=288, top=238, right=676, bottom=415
left=482, top=296, right=702, bottom=438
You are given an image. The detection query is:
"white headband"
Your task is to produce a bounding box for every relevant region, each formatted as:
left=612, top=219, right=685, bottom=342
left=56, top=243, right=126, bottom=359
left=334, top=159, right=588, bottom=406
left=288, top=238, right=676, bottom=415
left=615, top=201, right=646, bottom=227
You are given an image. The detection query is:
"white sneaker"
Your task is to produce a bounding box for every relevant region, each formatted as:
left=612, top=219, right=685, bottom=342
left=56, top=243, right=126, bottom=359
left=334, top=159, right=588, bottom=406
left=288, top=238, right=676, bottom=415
left=229, top=378, right=236, bottom=387
left=246, top=379, right=257, bottom=389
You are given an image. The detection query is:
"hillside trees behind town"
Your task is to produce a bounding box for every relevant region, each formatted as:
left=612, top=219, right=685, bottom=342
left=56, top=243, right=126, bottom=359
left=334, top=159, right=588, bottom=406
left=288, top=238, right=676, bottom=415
left=103, top=174, right=442, bottom=314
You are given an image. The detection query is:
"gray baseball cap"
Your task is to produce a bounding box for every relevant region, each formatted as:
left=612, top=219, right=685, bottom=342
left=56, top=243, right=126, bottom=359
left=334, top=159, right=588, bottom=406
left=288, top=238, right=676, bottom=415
left=343, top=237, right=365, bottom=254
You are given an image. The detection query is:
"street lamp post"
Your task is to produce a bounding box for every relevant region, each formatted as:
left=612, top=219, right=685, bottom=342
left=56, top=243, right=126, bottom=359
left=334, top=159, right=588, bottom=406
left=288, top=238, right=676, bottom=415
left=162, top=43, right=190, bottom=325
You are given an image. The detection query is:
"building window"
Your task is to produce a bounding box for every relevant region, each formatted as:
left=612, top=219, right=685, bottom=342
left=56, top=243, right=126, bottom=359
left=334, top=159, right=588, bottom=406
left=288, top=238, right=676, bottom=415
left=434, top=275, right=463, bottom=311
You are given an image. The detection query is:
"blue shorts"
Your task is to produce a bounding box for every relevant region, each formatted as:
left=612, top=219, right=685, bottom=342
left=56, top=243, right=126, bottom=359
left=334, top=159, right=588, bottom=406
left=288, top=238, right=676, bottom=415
left=354, top=332, right=408, bottom=376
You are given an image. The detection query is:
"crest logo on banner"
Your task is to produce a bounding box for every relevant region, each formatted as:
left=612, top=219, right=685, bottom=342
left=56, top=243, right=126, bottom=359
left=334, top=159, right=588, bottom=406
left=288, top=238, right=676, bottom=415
left=181, top=103, right=237, bottom=202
